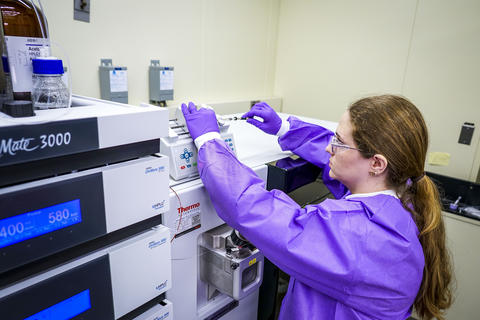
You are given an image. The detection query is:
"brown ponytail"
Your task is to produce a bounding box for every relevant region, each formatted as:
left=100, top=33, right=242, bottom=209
left=349, top=95, right=454, bottom=319
left=407, top=176, right=454, bottom=319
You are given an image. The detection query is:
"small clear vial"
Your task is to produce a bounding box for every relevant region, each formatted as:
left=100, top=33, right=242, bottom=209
left=31, top=57, right=69, bottom=109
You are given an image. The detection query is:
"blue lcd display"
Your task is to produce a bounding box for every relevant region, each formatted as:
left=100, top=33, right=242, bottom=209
left=0, top=199, right=82, bottom=248
left=24, top=289, right=91, bottom=320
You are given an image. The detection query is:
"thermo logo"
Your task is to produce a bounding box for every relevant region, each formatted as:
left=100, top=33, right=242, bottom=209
left=177, top=202, right=200, bottom=214
left=156, top=280, right=168, bottom=291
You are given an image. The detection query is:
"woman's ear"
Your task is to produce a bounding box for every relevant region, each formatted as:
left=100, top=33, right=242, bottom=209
left=369, top=154, right=388, bottom=175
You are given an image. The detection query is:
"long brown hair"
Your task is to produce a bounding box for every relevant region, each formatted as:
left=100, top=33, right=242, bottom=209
left=348, top=94, right=453, bottom=319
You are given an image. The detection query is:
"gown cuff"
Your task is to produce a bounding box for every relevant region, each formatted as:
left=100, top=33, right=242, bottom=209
left=194, top=131, right=222, bottom=149
left=276, top=119, right=291, bottom=136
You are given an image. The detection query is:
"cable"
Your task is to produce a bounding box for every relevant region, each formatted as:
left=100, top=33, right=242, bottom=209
left=35, top=0, right=50, bottom=44
left=50, top=39, right=72, bottom=110
left=169, top=186, right=183, bottom=243
left=38, top=0, right=71, bottom=110
left=30, top=0, right=45, bottom=40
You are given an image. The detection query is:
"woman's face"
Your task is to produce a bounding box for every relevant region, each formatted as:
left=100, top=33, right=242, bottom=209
left=325, top=111, right=372, bottom=190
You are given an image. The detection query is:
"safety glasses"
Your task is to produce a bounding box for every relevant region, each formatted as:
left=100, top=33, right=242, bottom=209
left=330, top=135, right=363, bottom=155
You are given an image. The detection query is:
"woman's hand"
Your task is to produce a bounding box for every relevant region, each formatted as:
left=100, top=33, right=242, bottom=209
left=181, top=102, right=220, bottom=140
left=242, top=102, right=282, bottom=135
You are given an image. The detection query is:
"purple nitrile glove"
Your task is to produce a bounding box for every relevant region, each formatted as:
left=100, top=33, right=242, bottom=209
left=181, top=101, right=220, bottom=140
left=242, top=102, right=282, bottom=135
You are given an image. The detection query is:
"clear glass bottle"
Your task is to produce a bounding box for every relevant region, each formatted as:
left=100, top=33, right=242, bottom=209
left=31, top=57, right=68, bottom=109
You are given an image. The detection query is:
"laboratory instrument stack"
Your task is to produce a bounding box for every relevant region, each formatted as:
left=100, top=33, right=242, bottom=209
left=0, top=96, right=173, bottom=319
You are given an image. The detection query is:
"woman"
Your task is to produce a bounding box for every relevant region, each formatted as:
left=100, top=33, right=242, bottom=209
left=181, top=95, right=453, bottom=319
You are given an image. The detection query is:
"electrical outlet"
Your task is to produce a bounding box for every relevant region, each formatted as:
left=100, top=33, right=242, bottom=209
left=250, top=100, right=260, bottom=108
left=74, top=0, right=90, bottom=23
left=458, top=122, right=475, bottom=145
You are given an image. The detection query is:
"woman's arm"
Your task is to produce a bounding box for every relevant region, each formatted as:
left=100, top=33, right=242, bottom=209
left=278, top=116, right=348, bottom=198
left=198, top=139, right=364, bottom=302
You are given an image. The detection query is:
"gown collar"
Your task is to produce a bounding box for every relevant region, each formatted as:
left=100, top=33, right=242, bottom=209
left=345, top=189, right=398, bottom=200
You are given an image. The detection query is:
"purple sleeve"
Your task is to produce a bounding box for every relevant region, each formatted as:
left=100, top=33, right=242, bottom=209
left=198, top=139, right=366, bottom=302
left=278, top=116, right=348, bottom=199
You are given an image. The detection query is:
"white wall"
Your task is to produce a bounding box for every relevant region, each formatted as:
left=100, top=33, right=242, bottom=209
left=41, top=0, right=480, bottom=181
left=42, top=0, right=280, bottom=107
left=402, top=0, right=480, bottom=181
left=274, top=0, right=480, bottom=181
left=274, top=0, right=418, bottom=121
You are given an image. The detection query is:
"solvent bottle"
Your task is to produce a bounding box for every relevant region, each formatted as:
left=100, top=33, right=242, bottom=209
left=31, top=57, right=68, bottom=109
left=0, top=0, right=48, bottom=101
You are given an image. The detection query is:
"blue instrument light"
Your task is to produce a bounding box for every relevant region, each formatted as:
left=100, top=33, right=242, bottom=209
left=24, top=289, right=91, bottom=320
left=0, top=199, right=82, bottom=248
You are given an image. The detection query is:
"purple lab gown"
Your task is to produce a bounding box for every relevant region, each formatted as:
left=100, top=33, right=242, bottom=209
left=197, top=116, right=424, bottom=319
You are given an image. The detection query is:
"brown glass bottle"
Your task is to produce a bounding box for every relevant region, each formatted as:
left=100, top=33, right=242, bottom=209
left=0, top=0, right=47, bottom=100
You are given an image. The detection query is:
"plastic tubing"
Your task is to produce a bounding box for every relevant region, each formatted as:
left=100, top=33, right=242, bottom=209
left=35, top=0, right=69, bottom=108
left=51, top=39, right=73, bottom=109
left=36, top=0, right=50, bottom=46
left=30, top=0, right=45, bottom=39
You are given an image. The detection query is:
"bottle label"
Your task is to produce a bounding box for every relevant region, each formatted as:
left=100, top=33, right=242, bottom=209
left=4, top=36, right=48, bottom=93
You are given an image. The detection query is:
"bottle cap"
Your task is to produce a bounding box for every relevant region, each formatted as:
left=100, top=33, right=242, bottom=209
left=32, top=58, right=64, bottom=75
left=2, top=100, right=35, bottom=117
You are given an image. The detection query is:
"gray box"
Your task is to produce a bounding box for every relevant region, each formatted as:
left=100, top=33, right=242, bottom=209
left=73, top=0, right=90, bottom=23
left=99, top=59, right=128, bottom=104
left=149, top=60, right=174, bottom=106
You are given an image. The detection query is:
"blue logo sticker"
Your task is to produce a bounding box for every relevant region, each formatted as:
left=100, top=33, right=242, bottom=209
left=156, top=280, right=168, bottom=291
left=148, top=237, right=167, bottom=249
left=145, top=166, right=166, bottom=174
left=152, top=200, right=166, bottom=210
